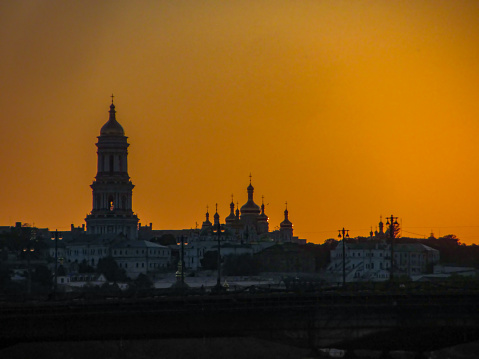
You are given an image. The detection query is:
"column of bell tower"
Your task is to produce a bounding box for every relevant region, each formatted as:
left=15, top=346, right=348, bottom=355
left=85, top=100, right=139, bottom=239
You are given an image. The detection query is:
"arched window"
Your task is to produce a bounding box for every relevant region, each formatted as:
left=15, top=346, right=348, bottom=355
left=122, top=196, right=127, bottom=210
left=109, top=155, right=114, bottom=173
left=108, top=196, right=114, bottom=211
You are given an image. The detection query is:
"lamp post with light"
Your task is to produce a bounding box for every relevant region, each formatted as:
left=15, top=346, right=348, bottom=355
left=23, top=227, right=36, bottom=296
left=386, top=215, right=399, bottom=281
left=338, top=228, right=349, bottom=287
left=51, top=229, right=62, bottom=296
left=176, top=235, right=188, bottom=287
left=213, top=221, right=224, bottom=292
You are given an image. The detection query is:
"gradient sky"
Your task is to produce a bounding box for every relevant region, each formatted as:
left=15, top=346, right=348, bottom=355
left=1, top=1, right=479, bottom=244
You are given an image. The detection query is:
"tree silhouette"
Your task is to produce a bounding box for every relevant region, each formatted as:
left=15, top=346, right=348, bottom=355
left=97, top=256, right=128, bottom=282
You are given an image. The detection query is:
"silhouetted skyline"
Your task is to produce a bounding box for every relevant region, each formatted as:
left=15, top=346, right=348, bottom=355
left=1, top=1, right=478, bottom=244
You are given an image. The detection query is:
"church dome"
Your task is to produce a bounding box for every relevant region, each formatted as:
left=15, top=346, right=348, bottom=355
left=280, top=206, right=293, bottom=228
left=240, top=200, right=261, bottom=214
left=100, top=103, right=124, bottom=136
left=240, top=180, right=260, bottom=215
left=240, top=202, right=261, bottom=214
left=257, top=198, right=268, bottom=222
left=258, top=212, right=268, bottom=222
left=225, top=199, right=236, bottom=224
left=280, top=217, right=292, bottom=228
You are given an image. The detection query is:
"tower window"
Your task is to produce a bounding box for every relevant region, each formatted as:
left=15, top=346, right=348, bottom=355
left=109, top=155, right=114, bottom=173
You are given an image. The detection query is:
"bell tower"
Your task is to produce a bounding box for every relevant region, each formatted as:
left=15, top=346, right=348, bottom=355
left=279, top=202, right=293, bottom=242
left=85, top=98, right=139, bottom=239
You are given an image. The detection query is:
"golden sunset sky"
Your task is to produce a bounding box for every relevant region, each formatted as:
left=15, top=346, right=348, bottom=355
left=1, top=1, right=478, bottom=244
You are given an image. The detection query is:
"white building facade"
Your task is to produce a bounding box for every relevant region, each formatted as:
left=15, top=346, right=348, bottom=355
left=328, top=241, right=440, bottom=283
left=112, top=240, right=171, bottom=278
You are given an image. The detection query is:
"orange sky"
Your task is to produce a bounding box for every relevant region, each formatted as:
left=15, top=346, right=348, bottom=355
left=1, top=1, right=479, bottom=244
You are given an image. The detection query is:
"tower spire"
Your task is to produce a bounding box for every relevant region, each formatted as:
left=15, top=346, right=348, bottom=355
left=213, top=203, right=220, bottom=227
left=86, top=98, right=138, bottom=238
left=201, top=204, right=212, bottom=230
left=280, top=201, right=293, bottom=241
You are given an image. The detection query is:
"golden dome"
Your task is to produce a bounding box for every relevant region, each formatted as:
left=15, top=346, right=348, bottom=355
left=100, top=103, right=124, bottom=136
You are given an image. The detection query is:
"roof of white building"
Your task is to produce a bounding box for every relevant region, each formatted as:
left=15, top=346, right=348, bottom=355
left=394, top=243, right=439, bottom=252
left=112, top=240, right=169, bottom=249
left=335, top=241, right=438, bottom=253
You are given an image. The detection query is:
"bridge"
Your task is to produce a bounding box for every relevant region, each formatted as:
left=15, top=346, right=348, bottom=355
left=1, top=291, right=479, bottom=353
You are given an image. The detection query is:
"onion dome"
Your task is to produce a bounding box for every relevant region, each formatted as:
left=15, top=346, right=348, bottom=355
left=280, top=203, right=293, bottom=229
left=257, top=196, right=268, bottom=223
left=240, top=179, right=260, bottom=215
left=235, top=202, right=240, bottom=219
left=100, top=102, right=125, bottom=136
left=213, top=203, right=220, bottom=226
left=225, top=196, right=236, bottom=225
left=201, top=206, right=212, bottom=230
left=378, top=216, right=384, bottom=234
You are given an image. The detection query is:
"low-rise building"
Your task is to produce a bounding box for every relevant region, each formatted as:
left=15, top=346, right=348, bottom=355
left=112, top=240, right=171, bottom=278
left=328, top=240, right=440, bottom=283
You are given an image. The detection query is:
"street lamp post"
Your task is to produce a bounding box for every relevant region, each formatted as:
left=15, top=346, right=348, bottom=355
left=51, top=229, right=62, bottom=297
left=338, top=228, right=349, bottom=287
left=214, top=221, right=224, bottom=292
left=176, top=235, right=188, bottom=286
left=386, top=215, right=399, bottom=281
left=23, top=227, right=36, bottom=296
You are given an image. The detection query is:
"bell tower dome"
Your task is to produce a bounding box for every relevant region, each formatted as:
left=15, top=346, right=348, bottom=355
left=85, top=97, right=139, bottom=239
left=279, top=202, right=293, bottom=242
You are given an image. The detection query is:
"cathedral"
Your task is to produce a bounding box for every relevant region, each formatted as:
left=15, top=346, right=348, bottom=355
left=80, top=98, right=301, bottom=245
left=58, top=98, right=306, bottom=276
left=199, top=176, right=297, bottom=244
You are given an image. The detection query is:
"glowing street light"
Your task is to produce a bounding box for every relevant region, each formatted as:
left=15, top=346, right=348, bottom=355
left=213, top=220, right=224, bottom=293
left=176, top=235, right=188, bottom=287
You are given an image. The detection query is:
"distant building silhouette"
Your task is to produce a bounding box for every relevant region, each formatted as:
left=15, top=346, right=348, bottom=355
left=2, top=99, right=310, bottom=279
left=64, top=99, right=170, bottom=279
left=198, top=177, right=303, bottom=245
left=327, top=217, right=440, bottom=283
left=85, top=99, right=139, bottom=239
left=182, top=178, right=307, bottom=271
